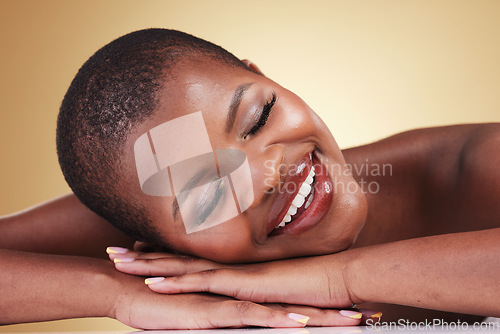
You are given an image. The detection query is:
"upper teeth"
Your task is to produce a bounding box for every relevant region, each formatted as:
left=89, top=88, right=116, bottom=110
left=276, top=166, right=315, bottom=228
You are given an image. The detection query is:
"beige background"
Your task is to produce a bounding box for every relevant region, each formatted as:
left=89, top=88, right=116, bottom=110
left=1, top=0, right=499, bottom=331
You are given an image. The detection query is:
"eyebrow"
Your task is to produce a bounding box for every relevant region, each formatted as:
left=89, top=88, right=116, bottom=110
left=225, top=82, right=253, bottom=133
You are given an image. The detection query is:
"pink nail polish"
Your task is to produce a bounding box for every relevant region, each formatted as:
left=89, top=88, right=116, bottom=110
left=288, top=313, right=309, bottom=325
left=106, top=246, right=129, bottom=254
left=339, top=310, right=363, bottom=319
left=145, top=277, right=165, bottom=285
left=113, top=257, right=135, bottom=263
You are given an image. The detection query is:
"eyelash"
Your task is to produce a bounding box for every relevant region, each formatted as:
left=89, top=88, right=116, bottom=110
left=244, top=92, right=277, bottom=139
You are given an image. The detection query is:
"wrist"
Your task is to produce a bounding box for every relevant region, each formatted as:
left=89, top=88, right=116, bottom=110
left=340, top=248, right=367, bottom=305
left=58, top=257, right=127, bottom=319
left=106, top=263, right=150, bottom=322
left=90, top=260, right=125, bottom=319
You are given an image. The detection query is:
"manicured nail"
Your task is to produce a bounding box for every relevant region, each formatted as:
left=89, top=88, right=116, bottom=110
left=358, top=308, right=383, bottom=320
left=288, top=313, right=309, bottom=325
left=106, top=247, right=129, bottom=254
left=339, top=310, right=363, bottom=319
left=145, top=277, right=165, bottom=285
left=113, top=257, right=135, bottom=263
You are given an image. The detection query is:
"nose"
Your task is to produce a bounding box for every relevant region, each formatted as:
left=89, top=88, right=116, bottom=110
left=247, top=144, right=284, bottom=208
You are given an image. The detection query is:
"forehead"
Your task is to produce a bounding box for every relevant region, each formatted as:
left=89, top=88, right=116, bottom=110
left=155, top=59, right=255, bottom=121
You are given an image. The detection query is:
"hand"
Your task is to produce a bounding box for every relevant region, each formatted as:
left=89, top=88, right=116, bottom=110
left=112, top=277, right=316, bottom=329
left=108, top=247, right=353, bottom=307
left=107, top=247, right=370, bottom=326
left=110, top=256, right=333, bottom=329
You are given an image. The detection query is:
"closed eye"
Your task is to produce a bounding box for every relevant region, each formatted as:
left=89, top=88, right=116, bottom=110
left=191, top=178, right=225, bottom=227
left=244, top=92, right=276, bottom=139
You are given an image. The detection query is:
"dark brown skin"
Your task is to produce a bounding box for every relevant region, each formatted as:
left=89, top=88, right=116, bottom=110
left=1, top=57, right=499, bottom=327
left=350, top=123, right=500, bottom=247
left=345, top=124, right=500, bottom=322
left=0, top=195, right=134, bottom=258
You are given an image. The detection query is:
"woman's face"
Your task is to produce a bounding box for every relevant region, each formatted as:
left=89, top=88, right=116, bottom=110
left=126, top=58, right=367, bottom=263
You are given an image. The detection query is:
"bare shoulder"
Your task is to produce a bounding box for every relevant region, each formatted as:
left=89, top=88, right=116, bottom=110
left=460, top=123, right=500, bottom=171
left=456, top=123, right=500, bottom=217
left=348, top=123, right=500, bottom=245
left=417, top=123, right=500, bottom=232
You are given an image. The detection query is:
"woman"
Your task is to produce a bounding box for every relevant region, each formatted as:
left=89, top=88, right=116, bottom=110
left=2, top=28, right=499, bottom=329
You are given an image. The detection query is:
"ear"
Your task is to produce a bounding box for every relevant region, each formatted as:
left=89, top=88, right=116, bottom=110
left=241, top=59, right=264, bottom=75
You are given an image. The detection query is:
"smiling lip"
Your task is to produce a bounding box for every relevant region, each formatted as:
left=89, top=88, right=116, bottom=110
left=267, top=152, right=333, bottom=237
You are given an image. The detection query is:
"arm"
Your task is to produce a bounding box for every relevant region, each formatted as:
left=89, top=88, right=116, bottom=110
left=0, top=248, right=119, bottom=324
left=346, top=228, right=500, bottom=316
left=1, top=248, right=333, bottom=328
left=0, top=194, right=134, bottom=258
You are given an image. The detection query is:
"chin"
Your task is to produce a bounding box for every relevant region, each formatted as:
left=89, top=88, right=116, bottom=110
left=325, top=179, right=368, bottom=253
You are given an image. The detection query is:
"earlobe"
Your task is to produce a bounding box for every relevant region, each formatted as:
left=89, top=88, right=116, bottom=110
left=241, top=59, right=264, bottom=76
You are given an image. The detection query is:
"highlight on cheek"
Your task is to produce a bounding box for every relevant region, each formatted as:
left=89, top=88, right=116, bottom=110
left=134, top=111, right=254, bottom=234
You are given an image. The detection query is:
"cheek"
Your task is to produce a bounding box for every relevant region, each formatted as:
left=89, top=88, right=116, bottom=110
left=179, top=216, right=256, bottom=263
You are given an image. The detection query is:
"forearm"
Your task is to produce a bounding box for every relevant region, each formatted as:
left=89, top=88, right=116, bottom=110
left=0, top=194, right=134, bottom=258
left=346, top=228, right=500, bottom=316
left=0, top=248, right=127, bottom=324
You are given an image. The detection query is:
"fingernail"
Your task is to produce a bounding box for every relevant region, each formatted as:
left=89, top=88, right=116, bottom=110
left=113, top=257, right=135, bottom=263
left=288, top=312, right=309, bottom=325
left=358, top=309, right=383, bottom=320
left=339, top=310, right=363, bottom=319
left=145, top=277, right=165, bottom=285
left=106, top=246, right=129, bottom=254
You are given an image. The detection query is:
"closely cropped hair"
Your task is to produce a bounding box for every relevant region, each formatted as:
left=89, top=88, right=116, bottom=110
left=57, top=28, right=247, bottom=242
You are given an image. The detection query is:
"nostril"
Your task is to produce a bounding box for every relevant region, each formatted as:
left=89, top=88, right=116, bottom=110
left=265, top=185, right=277, bottom=196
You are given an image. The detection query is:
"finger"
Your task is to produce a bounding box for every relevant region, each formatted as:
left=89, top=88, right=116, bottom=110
left=106, top=247, right=148, bottom=261
left=113, top=256, right=226, bottom=277
left=126, top=293, right=309, bottom=329
left=106, top=246, right=133, bottom=259
left=144, top=268, right=284, bottom=304
left=266, top=304, right=363, bottom=327
left=106, top=246, right=181, bottom=261
left=110, top=251, right=180, bottom=261
left=145, top=269, right=347, bottom=309
left=204, top=300, right=310, bottom=328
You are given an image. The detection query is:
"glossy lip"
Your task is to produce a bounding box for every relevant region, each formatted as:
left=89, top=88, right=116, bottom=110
left=266, top=152, right=312, bottom=235
left=266, top=152, right=333, bottom=237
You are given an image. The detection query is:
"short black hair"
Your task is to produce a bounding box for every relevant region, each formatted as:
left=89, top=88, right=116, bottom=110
left=57, top=28, right=248, bottom=243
